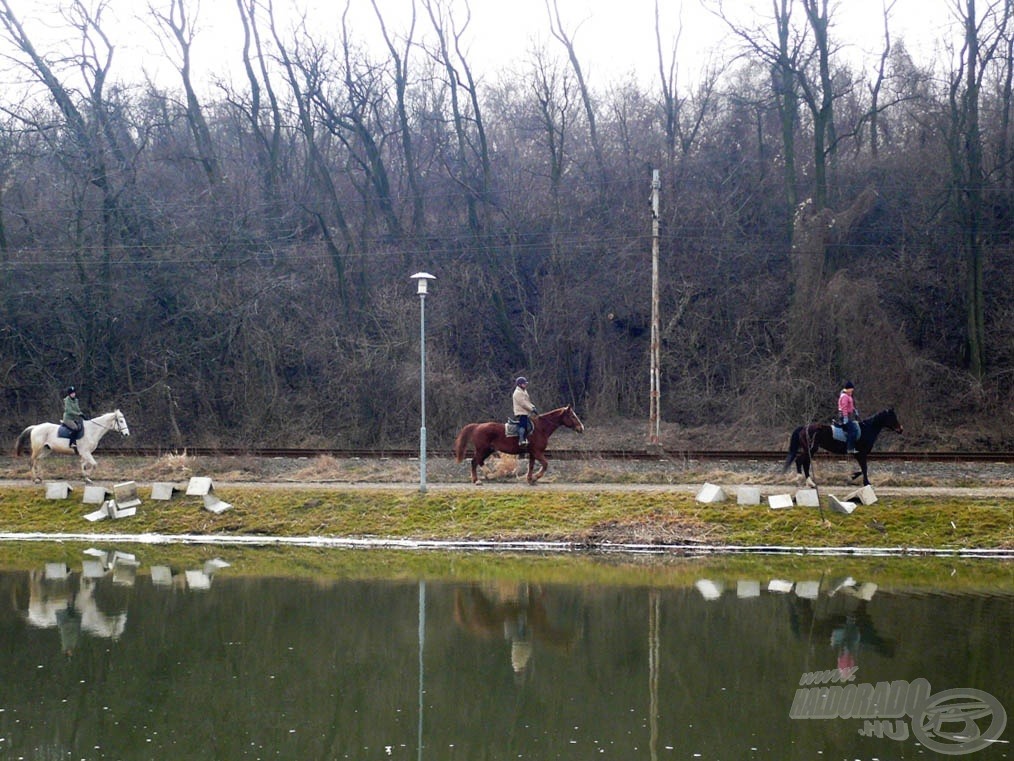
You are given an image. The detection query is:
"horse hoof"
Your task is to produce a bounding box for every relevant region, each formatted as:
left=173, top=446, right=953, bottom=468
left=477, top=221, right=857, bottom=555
left=806, top=478, right=816, bottom=488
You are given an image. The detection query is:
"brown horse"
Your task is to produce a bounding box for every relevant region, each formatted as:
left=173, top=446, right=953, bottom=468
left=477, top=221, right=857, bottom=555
left=783, top=408, right=903, bottom=487
left=453, top=405, right=585, bottom=484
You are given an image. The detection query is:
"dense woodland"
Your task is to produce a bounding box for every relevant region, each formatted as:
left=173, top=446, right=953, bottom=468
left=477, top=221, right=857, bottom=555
left=0, top=0, right=1012, bottom=451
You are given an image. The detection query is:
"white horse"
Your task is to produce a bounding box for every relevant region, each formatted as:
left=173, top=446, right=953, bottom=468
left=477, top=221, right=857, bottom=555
left=15, top=409, right=130, bottom=483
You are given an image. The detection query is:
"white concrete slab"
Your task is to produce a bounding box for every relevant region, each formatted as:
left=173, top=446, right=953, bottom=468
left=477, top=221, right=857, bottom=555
left=150, top=565, right=174, bottom=586
left=82, top=485, right=109, bottom=504
left=794, top=580, right=821, bottom=599
left=736, top=486, right=761, bottom=505
left=767, top=579, right=794, bottom=594
left=113, top=481, right=141, bottom=509
left=151, top=483, right=178, bottom=500
left=45, top=482, right=73, bottom=499
left=185, top=570, right=212, bottom=590
left=829, top=495, right=858, bottom=515
left=696, top=483, right=726, bottom=503
left=737, top=580, right=761, bottom=598
left=82, top=559, right=107, bottom=578
left=186, top=476, right=214, bottom=496
left=202, top=494, right=232, bottom=514
left=694, top=579, right=724, bottom=600
left=45, top=562, right=69, bottom=580
left=795, top=489, right=820, bottom=507
left=768, top=493, right=794, bottom=509
left=845, top=485, right=878, bottom=505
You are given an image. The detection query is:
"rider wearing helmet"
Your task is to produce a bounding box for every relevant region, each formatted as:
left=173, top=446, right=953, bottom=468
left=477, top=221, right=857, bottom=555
left=512, top=377, right=538, bottom=448
left=62, top=385, right=84, bottom=451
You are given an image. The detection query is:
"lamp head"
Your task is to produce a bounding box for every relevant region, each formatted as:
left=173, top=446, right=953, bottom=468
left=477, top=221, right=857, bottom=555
left=410, top=271, right=436, bottom=295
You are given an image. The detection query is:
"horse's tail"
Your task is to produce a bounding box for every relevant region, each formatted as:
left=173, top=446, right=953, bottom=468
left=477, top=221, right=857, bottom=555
left=14, top=426, right=34, bottom=458
left=782, top=426, right=802, bottom=473
left=453, top=424, right=478, bottom=463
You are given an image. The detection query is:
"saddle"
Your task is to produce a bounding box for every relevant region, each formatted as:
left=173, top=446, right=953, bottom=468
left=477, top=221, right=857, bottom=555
left=504, top=417, right=529, bottom=438
left=830, top=423, right=860, bottom=443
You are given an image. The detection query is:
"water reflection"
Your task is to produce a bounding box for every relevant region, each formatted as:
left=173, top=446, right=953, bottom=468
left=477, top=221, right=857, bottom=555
left=0, top=549, right=1009, bottom=760
left=15, top=549, right=231, bottom=656
left=453, top=583, right=579, bottom=679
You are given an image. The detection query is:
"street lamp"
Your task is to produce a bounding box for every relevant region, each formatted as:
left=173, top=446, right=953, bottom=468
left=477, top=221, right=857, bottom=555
left=410, top=272, right=435, bottom=493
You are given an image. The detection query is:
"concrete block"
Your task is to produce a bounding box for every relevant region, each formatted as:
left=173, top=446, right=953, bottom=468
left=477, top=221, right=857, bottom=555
left=856, top=582, right=879, bottom=601
left=202, top=493, right=233, bottom=514
left=45, top=562, right=69, bottom=580
left=84, top=506, right=109, bottom=522
left=113, top=481, right=141, bottom=509
left=203, top=558, right=231, bottom=575
left=694, top=579, right=724, bottom=600
left=82, top=485, right=109, bottom=504
left=151, top=483, right=178, bottom=500
left=768, top=579, right=794, bottom=594
left=795, top=488, right=820, bottom=507
left=186, top=476, right=214, bottom=496
left=45, top=482, right=73, bottom=499
left=737, top=580, right=761, bottom=598
left=736, top=486, right=761, bottom=505
left=150, top=565, right=174, bottom=586
left=82, top=559, right=107, bottom=578
left=768, top=493, right=794, bottom=509
left=695, top=483, right=726, bottom=503
left=112, top=559, right=140, bottom=586
left=185, top=569, right=212, bottom=590
left=830, top=576, right=857, bottom=595
left=112, top=550, right=137, bottom=565
left=828, top=495, right=858, bottom=515
left=845, top=485, right=878, bottom=505
left=794, top=580, right=821, bottom=599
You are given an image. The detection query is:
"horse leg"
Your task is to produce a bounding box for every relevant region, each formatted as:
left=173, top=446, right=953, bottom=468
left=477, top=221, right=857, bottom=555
left=527, top=452, right=547, bottom=484
left=471, top=447, right=492, bottom=485
left=797, top=453, right=815, bottom=488
left=80, top=452, right=98, bottom=484
left=851, top=454, right=869, bottom=485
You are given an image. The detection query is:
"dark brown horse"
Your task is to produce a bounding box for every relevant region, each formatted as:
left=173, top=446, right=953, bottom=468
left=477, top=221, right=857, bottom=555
left=453, top=405, right=585, bottom=484
left=783, top=408, right=903, bottom=487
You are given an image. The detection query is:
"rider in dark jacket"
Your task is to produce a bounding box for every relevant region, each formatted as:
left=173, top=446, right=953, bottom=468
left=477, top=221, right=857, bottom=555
left=62, top=386, right=84, bottom=450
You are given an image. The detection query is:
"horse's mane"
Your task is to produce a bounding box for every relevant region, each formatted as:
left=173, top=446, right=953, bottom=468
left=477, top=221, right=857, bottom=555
left=861, top=407, right=894, bottom=425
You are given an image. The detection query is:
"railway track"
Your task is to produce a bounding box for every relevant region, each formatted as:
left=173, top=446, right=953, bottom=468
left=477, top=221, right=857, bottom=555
left=91, top=447, right=1014, bottom=463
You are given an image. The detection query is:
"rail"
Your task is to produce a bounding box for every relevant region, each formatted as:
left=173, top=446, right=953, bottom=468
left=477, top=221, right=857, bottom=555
left=86, top=447, right=1014, bottom=463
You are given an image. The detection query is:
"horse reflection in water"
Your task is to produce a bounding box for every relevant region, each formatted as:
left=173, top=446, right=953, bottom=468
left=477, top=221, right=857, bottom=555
left=454, top=583, right=579, bottom=680
left=21, top=570, right=127, bottom=655
left=787, top=578, right=896, bottom=673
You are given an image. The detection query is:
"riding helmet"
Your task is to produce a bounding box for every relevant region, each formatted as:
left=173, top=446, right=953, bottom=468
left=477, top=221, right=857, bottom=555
left=67, top=385, right=76, bottom=395
left=516, top=376, right=528, bottom=386
left=843, top=381, right=854, bottom=390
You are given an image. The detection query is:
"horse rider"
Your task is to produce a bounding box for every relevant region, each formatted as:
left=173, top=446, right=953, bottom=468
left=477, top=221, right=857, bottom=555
left=837, top=380, right=860, bottom=454
left=62, top=385, right=85, bottom=451
left=512, top=377, right=538, bottom=448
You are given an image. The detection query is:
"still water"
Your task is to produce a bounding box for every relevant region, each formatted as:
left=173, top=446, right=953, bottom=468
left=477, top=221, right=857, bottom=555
left=0, top=546, right=1010, bottom=760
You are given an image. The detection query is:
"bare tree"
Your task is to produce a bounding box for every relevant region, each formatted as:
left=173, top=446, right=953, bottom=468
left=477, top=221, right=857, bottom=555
left=545, top=0, right=607, bottom=197
left=147, top=0, right=222, bottom=189
left=946, top=0, right=1011, bottom=378
left=421, top=0, right=491, bottom=236
left=371, top=0, right=425, bottom=237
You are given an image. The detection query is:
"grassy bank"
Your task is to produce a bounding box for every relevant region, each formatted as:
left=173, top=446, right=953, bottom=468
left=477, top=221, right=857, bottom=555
left=0, top=485, right=1010, bottom=552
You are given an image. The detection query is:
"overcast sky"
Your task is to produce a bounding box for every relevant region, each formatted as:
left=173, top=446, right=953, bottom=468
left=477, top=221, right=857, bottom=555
left=0, top=0, right=958, bottom=95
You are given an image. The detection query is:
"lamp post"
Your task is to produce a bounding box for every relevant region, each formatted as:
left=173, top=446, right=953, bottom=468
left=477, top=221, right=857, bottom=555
left=410, top=272, right=435, bottom=493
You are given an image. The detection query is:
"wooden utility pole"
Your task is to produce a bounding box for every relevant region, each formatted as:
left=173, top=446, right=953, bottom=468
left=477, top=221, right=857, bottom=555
left=649, top=170, right=661, bottom=448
